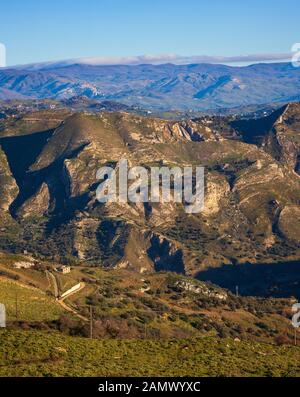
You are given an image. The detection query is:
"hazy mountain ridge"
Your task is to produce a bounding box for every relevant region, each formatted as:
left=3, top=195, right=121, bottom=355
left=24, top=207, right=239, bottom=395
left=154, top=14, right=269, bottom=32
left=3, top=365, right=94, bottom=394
left=1, top=62, right=300, bottom=111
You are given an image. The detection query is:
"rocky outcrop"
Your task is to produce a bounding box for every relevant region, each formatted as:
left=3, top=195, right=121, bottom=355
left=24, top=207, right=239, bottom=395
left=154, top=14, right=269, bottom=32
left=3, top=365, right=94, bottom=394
left=202, top=173, right=230, bottom=216
left=0, top=146, right=18, bottom=211
left=278, top=205, right=300, bottom=243
left=264, top=103, right=300, bottom=173
left=174, top=279, right=227, bottom=300
left=16, top=183, right=50, bottom=219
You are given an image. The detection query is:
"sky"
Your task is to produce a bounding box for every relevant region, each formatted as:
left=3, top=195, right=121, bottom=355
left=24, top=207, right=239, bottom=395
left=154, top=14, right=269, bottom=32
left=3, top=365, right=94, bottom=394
left=0, top=0, right=299, bottom=66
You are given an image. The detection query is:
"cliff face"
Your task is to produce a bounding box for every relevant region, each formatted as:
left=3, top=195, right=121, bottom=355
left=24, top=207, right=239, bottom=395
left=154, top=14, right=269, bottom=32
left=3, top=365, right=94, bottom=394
left=0, top=107, right=299, bottom=277
left=16, top=182, right=50, bottom=219
left=0, top=146, right=19, bottom=212
left=264, top=103, right=300, bottom=174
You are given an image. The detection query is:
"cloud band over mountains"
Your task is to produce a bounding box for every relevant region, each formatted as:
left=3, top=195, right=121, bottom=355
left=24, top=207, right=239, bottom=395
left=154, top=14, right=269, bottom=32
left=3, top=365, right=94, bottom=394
left=73, top=53, right=292, bottom=65
left=9, top=52, right=293, bottom=70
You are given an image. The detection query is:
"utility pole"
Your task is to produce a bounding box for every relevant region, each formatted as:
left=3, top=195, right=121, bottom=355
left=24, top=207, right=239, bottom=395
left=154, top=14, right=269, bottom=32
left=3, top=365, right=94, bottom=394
left=89, top=306, right=93, bottom=339
left=15, top=293, right=19, bottom=321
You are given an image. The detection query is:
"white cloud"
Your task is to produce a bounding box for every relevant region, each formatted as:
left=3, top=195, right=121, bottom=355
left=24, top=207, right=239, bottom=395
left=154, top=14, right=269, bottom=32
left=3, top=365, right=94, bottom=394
left=0, top=43, right=6, bottom=68
left=62, top=53, right=293, bottom=66
left=9, top=52, right=293, bottom=70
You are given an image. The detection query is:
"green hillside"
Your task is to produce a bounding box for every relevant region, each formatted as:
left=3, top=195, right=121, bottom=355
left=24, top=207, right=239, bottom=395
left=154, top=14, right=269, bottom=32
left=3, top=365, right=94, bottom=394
left=0, top=277, right=63, bottom=321
left=0, top=330, right=299, bottom=377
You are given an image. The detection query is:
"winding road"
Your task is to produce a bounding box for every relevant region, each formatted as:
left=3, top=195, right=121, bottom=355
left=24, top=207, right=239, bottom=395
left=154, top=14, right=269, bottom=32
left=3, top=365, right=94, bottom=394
left=46, top=270, right=88, bottom=322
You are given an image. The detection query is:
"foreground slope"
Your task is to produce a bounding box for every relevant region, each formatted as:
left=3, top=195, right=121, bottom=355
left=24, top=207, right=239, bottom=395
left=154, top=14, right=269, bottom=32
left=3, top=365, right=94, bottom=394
left=0, top=251, right=298, bottom=377
left=0, top=252, right=296, bottom=344
left=0, top=330, right=300, bottom=377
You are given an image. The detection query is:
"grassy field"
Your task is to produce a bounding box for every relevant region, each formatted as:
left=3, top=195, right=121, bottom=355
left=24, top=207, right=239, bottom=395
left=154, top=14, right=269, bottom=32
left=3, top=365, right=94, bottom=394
left=0, top=329, right=300, bottom=377
left=0, top=263, right=299, bottom=377
left=0, top=278, right=63, bottom=321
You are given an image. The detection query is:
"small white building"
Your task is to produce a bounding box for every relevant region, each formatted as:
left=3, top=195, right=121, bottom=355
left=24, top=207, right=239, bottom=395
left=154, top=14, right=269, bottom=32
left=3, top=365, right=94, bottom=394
left=56, top=265, right=71, bottom=274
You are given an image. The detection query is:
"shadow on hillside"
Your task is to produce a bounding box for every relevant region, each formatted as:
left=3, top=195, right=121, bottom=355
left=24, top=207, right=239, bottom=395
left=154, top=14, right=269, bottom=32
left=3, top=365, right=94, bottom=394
left=196, top=260, right=300, bottom=298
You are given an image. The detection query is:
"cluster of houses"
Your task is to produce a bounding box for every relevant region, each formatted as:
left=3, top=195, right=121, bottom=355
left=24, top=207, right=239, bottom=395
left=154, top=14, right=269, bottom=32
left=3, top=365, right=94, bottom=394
left=12, top=261, right=71, bottom=274
left=13, top=261, right=35, bottom=269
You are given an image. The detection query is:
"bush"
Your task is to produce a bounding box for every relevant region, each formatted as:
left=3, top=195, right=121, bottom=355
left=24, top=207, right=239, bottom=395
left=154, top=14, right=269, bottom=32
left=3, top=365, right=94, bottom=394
left=275, top=334, right=290, bottom=346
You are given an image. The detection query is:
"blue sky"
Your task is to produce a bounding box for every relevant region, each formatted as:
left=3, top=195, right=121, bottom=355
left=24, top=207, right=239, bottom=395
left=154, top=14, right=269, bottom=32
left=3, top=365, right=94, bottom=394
left=0, top=0, right=299, bottom=66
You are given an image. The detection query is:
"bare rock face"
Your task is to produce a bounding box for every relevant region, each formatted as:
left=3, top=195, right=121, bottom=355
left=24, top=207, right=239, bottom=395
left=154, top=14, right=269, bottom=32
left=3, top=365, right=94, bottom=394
left=202, top=174, right=230, bottom=216
left=0, top=146, right=18, bottom=211
left=16, top=183, right=50, bottom=219
left=62, top=146, right=103, bottom=198
left=233, top=156, right=300, bottom=236
left=278, top=205, right=300, bottom=243
left=174, top=279, right=227, bottom=300
left=265, top=103, right=300, bottom=173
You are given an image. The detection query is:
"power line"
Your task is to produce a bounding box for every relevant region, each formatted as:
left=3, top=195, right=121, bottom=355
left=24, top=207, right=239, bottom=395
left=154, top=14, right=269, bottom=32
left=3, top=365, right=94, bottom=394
left=89, top=305, right=93, bottom=339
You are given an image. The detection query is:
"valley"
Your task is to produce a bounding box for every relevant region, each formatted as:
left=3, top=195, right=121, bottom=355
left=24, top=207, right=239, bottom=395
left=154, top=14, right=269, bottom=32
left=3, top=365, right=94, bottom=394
left=0, top=103, right=298, bottom=288
left=0, top=100, right=299, bottom=377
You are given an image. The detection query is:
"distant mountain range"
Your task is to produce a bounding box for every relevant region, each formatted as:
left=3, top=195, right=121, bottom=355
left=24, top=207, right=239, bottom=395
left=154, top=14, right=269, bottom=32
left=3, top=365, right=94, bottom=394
left=1, top=62, right=300, bottom=111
